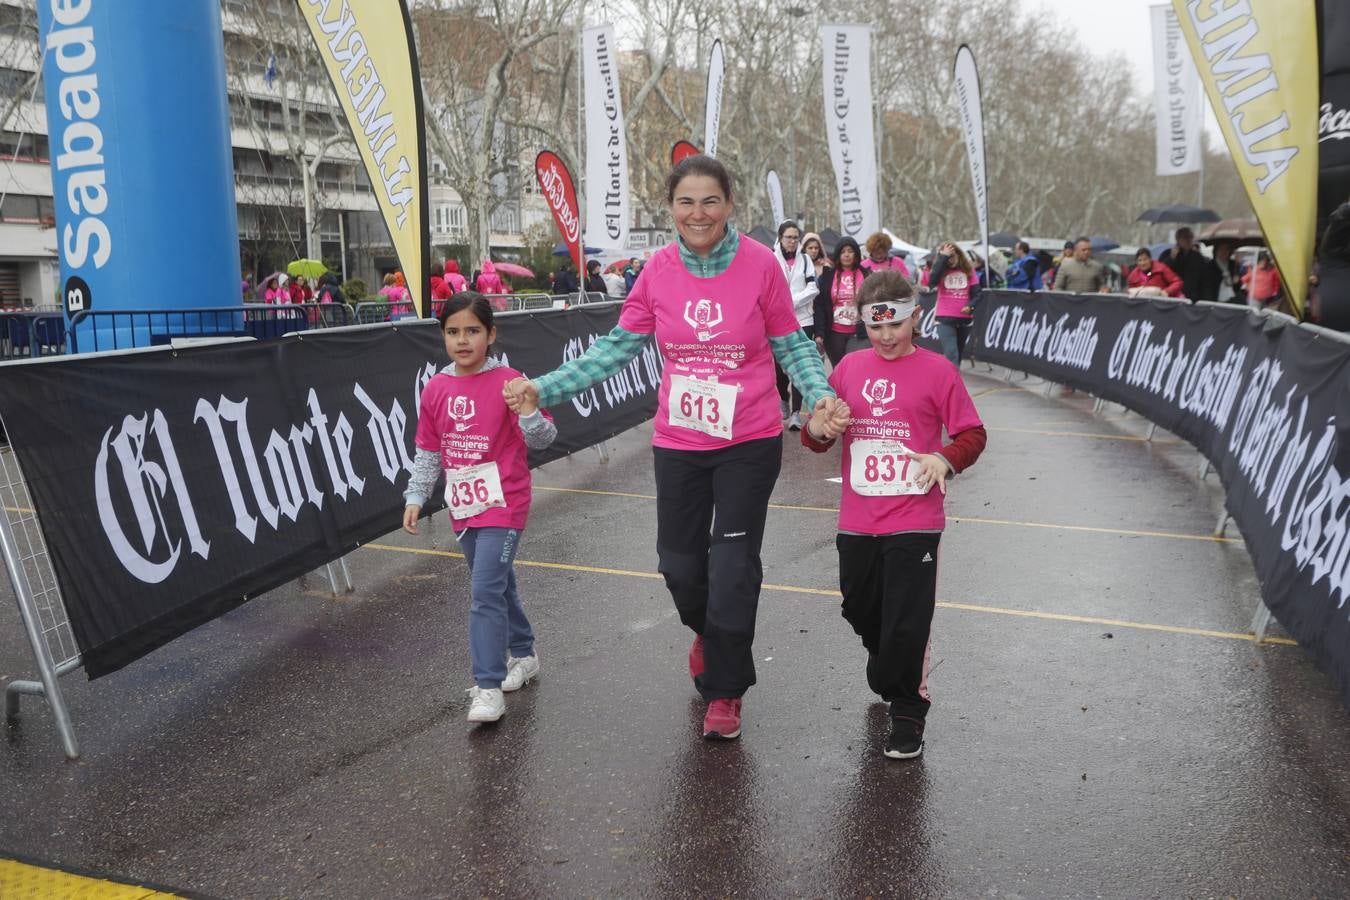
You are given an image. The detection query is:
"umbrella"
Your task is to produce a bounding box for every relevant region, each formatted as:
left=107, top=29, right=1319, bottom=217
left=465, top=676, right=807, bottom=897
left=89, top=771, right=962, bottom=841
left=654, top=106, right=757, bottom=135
left=493, top=261, right=534, bottom=279
left=1136, top=203, right=1221, bottom=224
left=287, top=258, right=328, bottom=279
left=817, top=227, right=842, bottom=255
left=552, top=242, right=602, bottom=257
left=1197, top=217, right=1263, bottom=243
left=1088, top=236, right=1120, bottom=253
left=989, top=231, right=1019, bottom=248
left=746, top=225, right=775, bottom=247
left=254, top=270, right=286, bottom=300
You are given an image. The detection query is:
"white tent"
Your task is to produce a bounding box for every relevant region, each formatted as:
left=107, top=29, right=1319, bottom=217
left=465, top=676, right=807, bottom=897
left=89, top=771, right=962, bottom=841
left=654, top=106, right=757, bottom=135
left=882, top=228, right=932, bottom=262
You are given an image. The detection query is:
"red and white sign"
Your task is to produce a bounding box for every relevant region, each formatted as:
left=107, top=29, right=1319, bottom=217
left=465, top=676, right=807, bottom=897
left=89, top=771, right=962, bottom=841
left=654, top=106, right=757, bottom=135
left=671, top=140, right=700, bottom=167
left=535, top=150, right=583, bottom=275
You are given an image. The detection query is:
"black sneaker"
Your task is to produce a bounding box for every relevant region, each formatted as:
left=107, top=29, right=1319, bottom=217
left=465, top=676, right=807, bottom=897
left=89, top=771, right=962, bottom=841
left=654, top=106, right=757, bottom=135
left=884, top=716, right=924, bottom=759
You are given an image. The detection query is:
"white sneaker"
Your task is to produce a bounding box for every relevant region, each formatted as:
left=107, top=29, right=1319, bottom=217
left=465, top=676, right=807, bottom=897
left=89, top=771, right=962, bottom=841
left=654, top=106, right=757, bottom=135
left=787, top=411, right=803, bottom=431
left=502, top=654, right=540, bottom=692
left=466, top=686, right=505, bottom=722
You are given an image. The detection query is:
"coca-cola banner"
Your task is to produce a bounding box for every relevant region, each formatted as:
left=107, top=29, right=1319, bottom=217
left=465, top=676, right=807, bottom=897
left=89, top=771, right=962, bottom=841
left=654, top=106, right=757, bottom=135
left=535, top=151, right=583, bottom=276
left=0, top=306, right=659, bottom=678
left=969, top=290, right=1350, bottom=708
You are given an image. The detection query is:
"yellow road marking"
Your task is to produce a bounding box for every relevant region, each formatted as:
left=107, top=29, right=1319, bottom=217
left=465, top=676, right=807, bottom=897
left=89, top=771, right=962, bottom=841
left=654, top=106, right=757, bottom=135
left=0, top=857, right=182, bottom=898
left=361, top=543, right=1294, bottom=646
left=533, top=486, right=1241, bottom=544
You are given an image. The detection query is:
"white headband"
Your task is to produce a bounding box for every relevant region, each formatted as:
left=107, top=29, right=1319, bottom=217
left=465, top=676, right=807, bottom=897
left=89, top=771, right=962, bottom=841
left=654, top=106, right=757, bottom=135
left=862, top=298, right=917, bottom=324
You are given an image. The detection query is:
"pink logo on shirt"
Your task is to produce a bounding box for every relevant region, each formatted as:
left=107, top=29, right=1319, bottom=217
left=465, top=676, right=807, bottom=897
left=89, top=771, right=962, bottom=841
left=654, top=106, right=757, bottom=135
left=448, top=395, right=477, bottom=432
left=862, top=378, right=897, bottom=416
left=683, top=298, right=727, bottom=341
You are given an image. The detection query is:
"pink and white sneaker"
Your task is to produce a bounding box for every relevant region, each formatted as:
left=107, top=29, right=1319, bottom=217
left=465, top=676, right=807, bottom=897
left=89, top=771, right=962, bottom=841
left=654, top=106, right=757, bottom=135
left=703, top=698, right=742, bottom=740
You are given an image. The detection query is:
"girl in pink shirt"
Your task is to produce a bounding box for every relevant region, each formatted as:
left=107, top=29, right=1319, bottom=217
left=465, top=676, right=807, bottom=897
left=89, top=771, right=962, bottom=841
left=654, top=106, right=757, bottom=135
left=402, top=293, right=557, bottom=725
left=814, top=236, right=869, bottom=366
left=802, top=270, right=987, bottom=760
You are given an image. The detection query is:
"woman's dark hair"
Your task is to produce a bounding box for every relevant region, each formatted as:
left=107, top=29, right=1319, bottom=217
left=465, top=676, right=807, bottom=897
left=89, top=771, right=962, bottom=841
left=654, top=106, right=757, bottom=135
left=777, top=220, right=801, bottom=240
left=832, top=236, right=863, bottom=270
left=437, top=291, right=494, bottom=331
left=587, top=259, right=601, bottom=273
left=1135, top=247, right=1152, bottom=260
left=666, top=154, right=734, bottom=203
left=856, top=270, right=914, bottom=313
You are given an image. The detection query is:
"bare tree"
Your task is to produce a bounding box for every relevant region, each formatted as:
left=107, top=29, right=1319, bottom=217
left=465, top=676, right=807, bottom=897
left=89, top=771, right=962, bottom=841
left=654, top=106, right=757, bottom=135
left=224, top=0, right=355, bottom=261
left=414, top=1, right=578, bottom=267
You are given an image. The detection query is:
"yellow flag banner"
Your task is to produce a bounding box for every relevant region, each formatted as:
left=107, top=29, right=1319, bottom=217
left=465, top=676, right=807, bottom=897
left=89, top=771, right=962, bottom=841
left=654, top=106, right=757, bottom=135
left=1172, top=0, right=1318, bottom=317
left=297, top=0, right=429, bottom=315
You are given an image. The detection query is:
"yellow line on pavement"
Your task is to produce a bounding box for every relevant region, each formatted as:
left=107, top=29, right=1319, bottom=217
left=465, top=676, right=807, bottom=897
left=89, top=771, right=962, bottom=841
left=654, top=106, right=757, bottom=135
left=0, top=857, right=182, bottom=898
left=361, top=543, right=1293, bottom=646
left=532, top=486, right=1241, bottom=544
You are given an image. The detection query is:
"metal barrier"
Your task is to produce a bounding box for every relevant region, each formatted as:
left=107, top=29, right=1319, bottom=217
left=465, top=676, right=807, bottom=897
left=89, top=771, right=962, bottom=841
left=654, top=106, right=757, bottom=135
left=0, top=445, right=81, bottom=759
left=67, top=303, right=355, bottom=353
left=355, top=292, right=614, bottom=324
left=0, top=311, right=70, bottom=360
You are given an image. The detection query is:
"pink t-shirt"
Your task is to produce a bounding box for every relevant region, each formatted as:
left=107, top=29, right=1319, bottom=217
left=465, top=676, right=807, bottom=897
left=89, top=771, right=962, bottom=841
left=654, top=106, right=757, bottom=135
left=862, top=256, right=912, bottom=279
left=828, top=347, right=983, bottom=535
left=831, top=268, right=863, bottom=333
left=935, top=268, right=975, bottom=318
left=618, top=237, right=801, bottom=451
left=415, top=366, right=536, bottom=530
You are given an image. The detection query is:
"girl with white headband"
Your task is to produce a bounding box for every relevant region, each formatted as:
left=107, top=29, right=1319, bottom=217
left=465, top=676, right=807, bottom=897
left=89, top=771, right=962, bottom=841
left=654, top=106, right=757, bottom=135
left=801, top=270, right=987, bottom=760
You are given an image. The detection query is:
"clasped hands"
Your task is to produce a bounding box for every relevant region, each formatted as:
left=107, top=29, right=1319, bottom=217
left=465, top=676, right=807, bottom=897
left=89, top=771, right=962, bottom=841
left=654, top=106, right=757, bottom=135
left=503, top=377, right=540, bottom=416
left=805, top=396, right=852, bottom=441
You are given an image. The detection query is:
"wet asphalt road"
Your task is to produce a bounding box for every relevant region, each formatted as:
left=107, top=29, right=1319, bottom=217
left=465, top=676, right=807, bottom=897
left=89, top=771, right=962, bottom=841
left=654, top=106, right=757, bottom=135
left=1, top=366, right=1348, bottom=898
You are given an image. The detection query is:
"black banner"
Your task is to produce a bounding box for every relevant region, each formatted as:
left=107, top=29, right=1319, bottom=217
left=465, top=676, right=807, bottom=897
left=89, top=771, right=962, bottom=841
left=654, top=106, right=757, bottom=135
left=970, top=290, right=1350, bottom=707
left=0, top=304, right=658, bottom=678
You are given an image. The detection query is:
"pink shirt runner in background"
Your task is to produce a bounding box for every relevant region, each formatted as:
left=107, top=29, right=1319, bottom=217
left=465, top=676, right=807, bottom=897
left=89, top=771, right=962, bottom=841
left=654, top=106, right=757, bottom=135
left=831, top=269, right=863, bottom=333
left=619, top=237, right=801, bottom=452
left=935, top=269, right=975, bottom=318
left=862, top=256, right=912, bottom=279
left=415, top=366, right=538, bottom=530
left=827, top=347, right=983, bottom=534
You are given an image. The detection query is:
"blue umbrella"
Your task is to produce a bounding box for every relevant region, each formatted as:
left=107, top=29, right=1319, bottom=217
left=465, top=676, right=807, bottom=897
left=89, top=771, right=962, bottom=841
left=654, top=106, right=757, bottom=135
left=1088, top=235, right=1120, bottom=253
left=552, top=242, right=602, bottom=256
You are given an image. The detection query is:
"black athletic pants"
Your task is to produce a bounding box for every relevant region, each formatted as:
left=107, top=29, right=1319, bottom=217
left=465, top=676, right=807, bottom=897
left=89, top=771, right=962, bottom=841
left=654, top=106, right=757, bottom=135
left=836, top=532, right=941, bottom=721
left=653, top=436, right=783, bottom=700
left=824, top=329, right=852, bottom=367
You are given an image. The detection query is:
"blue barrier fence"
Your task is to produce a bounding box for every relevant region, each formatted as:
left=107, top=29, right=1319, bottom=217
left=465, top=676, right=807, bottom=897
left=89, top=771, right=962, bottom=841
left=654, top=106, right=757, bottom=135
left=66, top=303, right=356, bottom=353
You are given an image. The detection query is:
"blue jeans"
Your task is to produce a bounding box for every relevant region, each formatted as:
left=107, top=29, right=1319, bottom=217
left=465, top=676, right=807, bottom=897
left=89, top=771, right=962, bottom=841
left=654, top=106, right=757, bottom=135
left=458, top=527, right=534, bottom=689
left=936, top=319, right=971, bottom=368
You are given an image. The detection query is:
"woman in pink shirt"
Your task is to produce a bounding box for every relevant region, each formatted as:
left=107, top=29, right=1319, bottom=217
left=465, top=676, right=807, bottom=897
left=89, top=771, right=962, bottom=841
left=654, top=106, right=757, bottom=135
left=930, top=241, right=982, bottom=368
left=814, top=236, right=869, bottom=366
left=1242, top=251, right=1283, bottom=309
left=502, top=155, right=846, bottom=741
left=802, top=270, right=987, bottom=759
left=861, top=231, right=913, bottom=280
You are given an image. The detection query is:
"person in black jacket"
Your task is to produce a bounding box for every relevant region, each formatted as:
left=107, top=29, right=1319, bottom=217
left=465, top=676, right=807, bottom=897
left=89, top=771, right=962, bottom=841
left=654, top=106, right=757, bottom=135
left=583, top=259, right=608, bottom=295
left=551, top=262, right=580, bottom=295
left=1318, top=200, right=1350, bottom=331
left=813, top=236, right=869, bottom=366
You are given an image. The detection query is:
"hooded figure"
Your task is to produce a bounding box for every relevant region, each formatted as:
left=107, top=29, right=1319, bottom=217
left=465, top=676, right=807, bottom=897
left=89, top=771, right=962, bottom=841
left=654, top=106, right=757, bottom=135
left=316, top=272, right=345, bottom=304
left=430, top=274, right=452, bottom=300
left=443, top=259, right=468, bottom=293
left=476, top=259, right=507, bottom=294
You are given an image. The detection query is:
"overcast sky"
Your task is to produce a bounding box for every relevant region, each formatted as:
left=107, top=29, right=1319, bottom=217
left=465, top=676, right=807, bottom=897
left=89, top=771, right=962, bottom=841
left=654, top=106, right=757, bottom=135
left=1030, top=0, right=1159, bottom=93
left=1029, top=0, right=1228, bottom=141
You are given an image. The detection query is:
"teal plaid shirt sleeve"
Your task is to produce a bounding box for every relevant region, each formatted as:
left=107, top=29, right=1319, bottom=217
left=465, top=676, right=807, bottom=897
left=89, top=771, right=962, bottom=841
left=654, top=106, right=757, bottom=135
left=769, top=329, right=834, bottom=410
left=534, top=326, right=649, bottom=408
